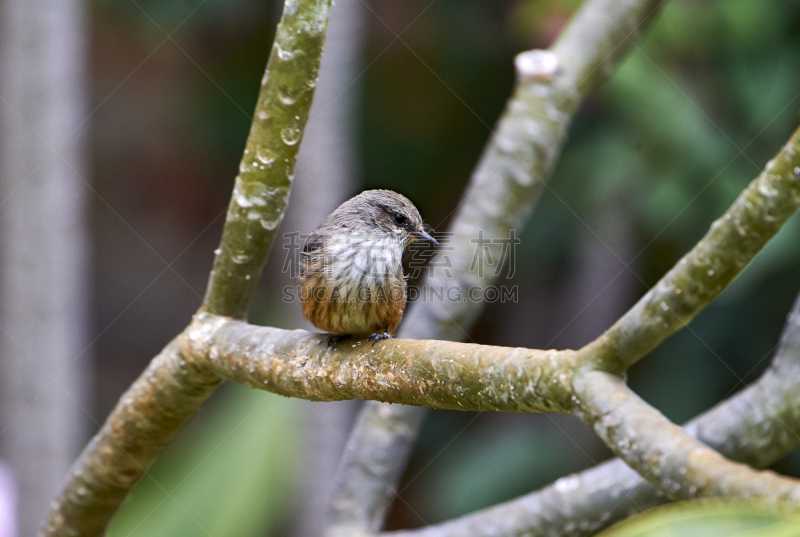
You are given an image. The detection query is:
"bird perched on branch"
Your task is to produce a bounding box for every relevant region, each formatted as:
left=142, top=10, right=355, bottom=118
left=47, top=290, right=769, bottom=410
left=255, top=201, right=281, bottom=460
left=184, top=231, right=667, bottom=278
left=298, top=189, right=439, bottom=344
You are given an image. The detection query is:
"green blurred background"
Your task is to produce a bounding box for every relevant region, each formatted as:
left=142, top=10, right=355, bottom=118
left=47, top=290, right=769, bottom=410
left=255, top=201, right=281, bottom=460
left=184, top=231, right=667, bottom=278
left=86, top=0, right=800, bottom=534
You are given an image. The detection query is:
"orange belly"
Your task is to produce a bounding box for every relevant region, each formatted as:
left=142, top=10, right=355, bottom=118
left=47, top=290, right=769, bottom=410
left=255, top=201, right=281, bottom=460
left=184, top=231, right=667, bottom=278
left=300, top=274, right=406, bottom=337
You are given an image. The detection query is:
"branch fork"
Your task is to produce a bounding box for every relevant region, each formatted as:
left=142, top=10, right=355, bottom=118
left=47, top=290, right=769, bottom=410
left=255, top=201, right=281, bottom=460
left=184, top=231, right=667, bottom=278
left=38, top=0, right=800, bottom=535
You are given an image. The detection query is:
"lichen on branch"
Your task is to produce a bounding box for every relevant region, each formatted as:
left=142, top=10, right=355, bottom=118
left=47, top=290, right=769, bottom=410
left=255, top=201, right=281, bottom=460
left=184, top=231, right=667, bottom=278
left=183, top=313, right=577, bottom=414
left=40, top=341, right=220, bottom=537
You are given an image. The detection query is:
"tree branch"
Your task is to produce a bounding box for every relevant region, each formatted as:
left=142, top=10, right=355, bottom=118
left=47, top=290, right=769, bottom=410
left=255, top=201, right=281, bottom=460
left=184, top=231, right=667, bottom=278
left=685, top=292, right=800, bottom=468
left=328, top=0, right=666, bottom=532
left=401, top=0, right=667, bottom=343
left=383, top=461, right=657, bottom=537
left=575, top=370, right=800, bottom=502
left=329, top=405, right=427, bottom=537
left=185, top=314, right=577, bottom=414
left=581, top=128, right=800, bottom=371
left=382, top=280, right=800, bottom=537
left=39, top=341, right=220, bottom=537
left=202, top=0, right=332, bottom=319
left=39, top=1, right=333, bottom=535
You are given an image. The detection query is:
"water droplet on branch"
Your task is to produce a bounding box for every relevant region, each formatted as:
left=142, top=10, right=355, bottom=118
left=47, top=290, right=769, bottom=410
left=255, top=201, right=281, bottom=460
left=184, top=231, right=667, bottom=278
left=281, top=127, right=301, bottom=145
left=256, top=147, right=276, bottom=166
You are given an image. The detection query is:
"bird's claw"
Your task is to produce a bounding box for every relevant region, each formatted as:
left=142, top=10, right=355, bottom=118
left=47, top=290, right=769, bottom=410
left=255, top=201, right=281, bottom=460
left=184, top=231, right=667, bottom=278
left=368, top=330, right=392, bottom=346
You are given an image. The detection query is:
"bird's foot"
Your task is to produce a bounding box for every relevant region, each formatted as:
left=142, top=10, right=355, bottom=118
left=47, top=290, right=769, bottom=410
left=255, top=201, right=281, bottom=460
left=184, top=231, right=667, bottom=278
left=327, top=334, right=347, bottom=348
left=368, top=330, right=392, bottom=346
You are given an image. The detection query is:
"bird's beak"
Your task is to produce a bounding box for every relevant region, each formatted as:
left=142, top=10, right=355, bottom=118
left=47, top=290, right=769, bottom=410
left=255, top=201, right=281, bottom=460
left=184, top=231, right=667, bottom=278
left=411, top=228, right=439, bottom=247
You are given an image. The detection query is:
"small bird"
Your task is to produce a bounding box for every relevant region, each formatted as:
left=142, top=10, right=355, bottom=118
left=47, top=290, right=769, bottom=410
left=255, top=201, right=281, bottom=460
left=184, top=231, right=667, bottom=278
left=298, top=189, right=438, bottom=344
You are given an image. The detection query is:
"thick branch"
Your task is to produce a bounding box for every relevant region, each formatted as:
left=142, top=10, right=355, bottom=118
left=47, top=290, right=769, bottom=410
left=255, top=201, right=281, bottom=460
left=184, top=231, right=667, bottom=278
left=202, top=0, right=332, bottom=318
left=581, top=128, right=800, bottom=371
left=39, top=342, right=220, bottom=537
left=184, top=314, right=577, bottom=414
left=329, top=0, right=666, bottom=531
left=383, top=462, right=654, bottom=537
left=328, top=405, right=427, bottom=537
left=575, top=371, right=800, bottom=503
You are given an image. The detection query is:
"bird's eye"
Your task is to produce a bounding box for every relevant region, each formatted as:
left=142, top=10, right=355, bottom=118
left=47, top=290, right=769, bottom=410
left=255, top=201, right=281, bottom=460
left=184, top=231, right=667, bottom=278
left=392, top=213, right=407, bottom=226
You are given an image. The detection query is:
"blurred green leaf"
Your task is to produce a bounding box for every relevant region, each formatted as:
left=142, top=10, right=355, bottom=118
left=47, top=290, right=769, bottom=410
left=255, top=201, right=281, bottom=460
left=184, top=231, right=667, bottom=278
left=415, top=416, right=590, bottom=521
left=107, top=385, right=301, bottom=537
left=597, top=500, right=800, bottom=537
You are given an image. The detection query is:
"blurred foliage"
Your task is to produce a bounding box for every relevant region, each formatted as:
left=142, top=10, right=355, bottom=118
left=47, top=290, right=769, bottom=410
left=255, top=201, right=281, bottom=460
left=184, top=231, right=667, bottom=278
left=107, top=385, right=301, bottom=537
left=596, top=500, right=800, bottom=537
left=91, top=0, right=800, bottom=533
left=408, top=413, right=604, bottom=522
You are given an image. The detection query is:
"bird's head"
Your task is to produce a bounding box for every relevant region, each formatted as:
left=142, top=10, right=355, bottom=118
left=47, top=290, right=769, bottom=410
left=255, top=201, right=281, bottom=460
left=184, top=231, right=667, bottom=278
left=331, top=189, right=439, bottom=248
